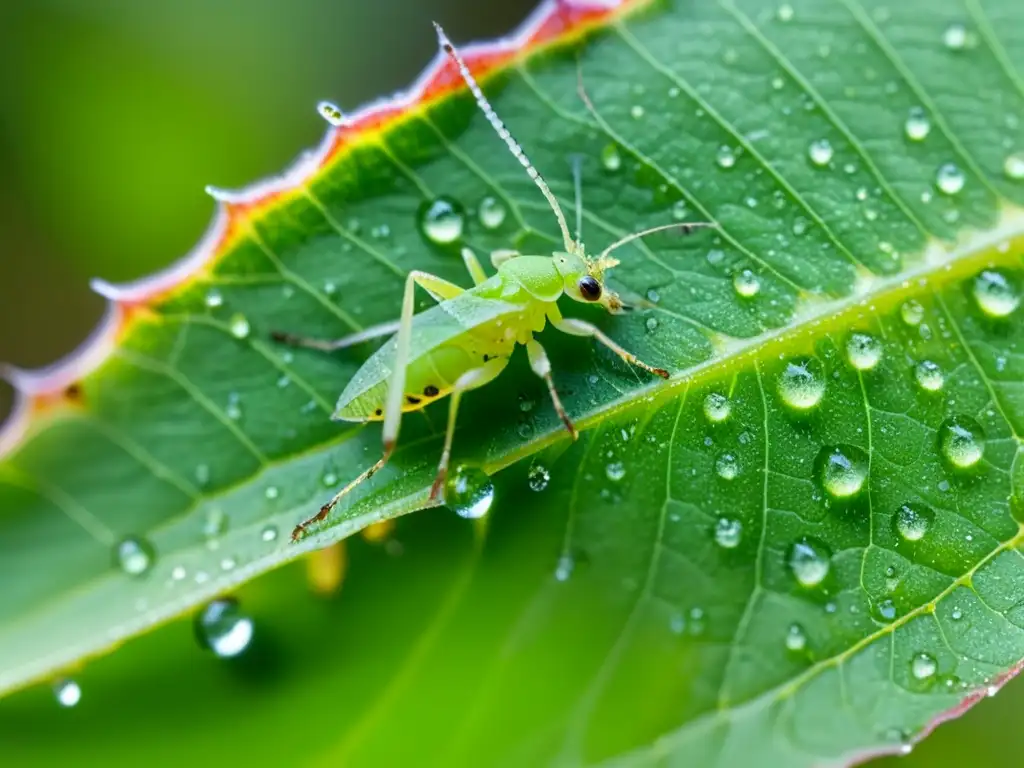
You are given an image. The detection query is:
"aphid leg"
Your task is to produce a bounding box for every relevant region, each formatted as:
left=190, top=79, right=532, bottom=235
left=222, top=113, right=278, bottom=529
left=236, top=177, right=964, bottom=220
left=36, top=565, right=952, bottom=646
left=490, top=249, right=521, bottom=270
left=292, top=449, right=393, bottom=541
left=271, top=319, right=401, bottom=352
left=461, top=246, right=488, bottom=286
left=526, top=340, right=578, bottom=440
left=552, top=317, right=670, bottom=379
left=430, top=358, right=508, bottom=500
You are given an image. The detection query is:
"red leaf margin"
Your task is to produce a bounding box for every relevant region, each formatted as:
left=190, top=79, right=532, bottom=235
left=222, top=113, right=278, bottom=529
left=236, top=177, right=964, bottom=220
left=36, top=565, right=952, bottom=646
left=0, top=0, right=636, bottom=460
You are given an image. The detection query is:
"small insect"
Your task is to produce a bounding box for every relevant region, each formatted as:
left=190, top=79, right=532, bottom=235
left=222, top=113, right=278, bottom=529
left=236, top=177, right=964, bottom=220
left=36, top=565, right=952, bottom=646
left=275, top=22, right=712, bottom=541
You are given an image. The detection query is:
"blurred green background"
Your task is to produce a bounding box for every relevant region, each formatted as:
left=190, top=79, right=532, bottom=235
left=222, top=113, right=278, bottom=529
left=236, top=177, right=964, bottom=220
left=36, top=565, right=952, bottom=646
left=0, top=0, right=1020, bottom=764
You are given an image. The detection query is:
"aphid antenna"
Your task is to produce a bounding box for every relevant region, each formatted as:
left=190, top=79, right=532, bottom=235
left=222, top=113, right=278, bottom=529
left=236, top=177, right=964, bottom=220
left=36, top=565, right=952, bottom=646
left=434, top=21, right=576, bottom=254
left=569, top=153, right=585, bottom=250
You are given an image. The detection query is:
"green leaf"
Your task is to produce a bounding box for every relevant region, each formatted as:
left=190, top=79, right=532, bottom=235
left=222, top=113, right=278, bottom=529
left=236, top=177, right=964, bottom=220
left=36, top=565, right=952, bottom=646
left=3, top=0, right=1024, bottom=764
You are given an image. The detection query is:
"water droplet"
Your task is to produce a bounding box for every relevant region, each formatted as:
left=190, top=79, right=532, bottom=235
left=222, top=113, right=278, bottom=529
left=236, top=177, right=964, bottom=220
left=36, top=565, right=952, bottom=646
left=478, top=196, right=507, bottom=230
left=194, top=463, right=211, bottom=487
left=777, top=4, right=794, bottom=21
left=714, top=517, right=743, bottom=549
left=446, top=466, right=494, bottom=519
left=875, top=598, right=897, bottom=621
left=220, top=556, right=237, bottom=571
left=228, top=314, right=250, bottom=339
left=554, top=554, right=574, bottom=582
left=910, top=651, right=937, bottom=681
left=817, top=445, right=869, bottom=498
left=846, top=332, right=883, bottom=371
left=605, top=461, right=626, bottom=482
left=54, top=679, right=81, bottom=708
left=733, top=269, right=761, bottom=298
left=528, top=463, right=550, bottom=492
left=418, top=196, right=465, bottom=245
left=645, top=316, right=659, bottom=333
left=904, top=107, right=931, bottom=141
left=671, top=200, right=689, bottom=221
left=1004, top=151, right=1024, bottom=180
left=204, top=289, right=224, bottom=308
left=114, top=536, right=155, bottom=577
left=900, top=299, right=924, bottom=326
left=972, top=269, right=1020, bottom=317
left=601, top=144, right=622, bottom=172
left=703, top=392, right=731, bottom=423
left=716, top=145, right=737, bottom=169
left=914, top=360, right=944, bottom=391
left=935, top=163, right=966, bottom=195
left=788, top=537, right=832, bottom=588
left=785, top=623, right=807, bottom=652
left=942, top=23, right=967, bottom=50
left=778, top=357, right=826, bottom=410
left=317, top=100, right=347, bottom=126
left=630, top=104, right=645, bottom=119
left=260, top=524, right=278, bottom=543
left=951, top=606, right=963, bottom=621
left=715, top=452, right=740, bottom=480
left=893, top=502, right=934, bottom=542
left=646, top=288, right=661, bottom=304
left=322, top=469, right=339, bottom=487
left=265, top=486, right=279, bottom=501
left=203, top=508, right=228, bottom=541
left=808, top=138, right=834, bottom=166
left=939, top=415, right=986, bottom=469
left=194, top=598, right=254, bottom=658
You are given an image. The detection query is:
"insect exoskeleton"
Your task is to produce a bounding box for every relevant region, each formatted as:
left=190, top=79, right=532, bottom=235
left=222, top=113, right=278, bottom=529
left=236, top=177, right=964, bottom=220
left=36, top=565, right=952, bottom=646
left=273, top=22, right=714, bottom=541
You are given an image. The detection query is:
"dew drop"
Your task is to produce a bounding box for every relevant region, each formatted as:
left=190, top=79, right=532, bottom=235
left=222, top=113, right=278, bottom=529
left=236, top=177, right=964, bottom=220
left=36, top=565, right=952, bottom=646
left=733, top=269, right=761, bottom=298
left=914, top=360, right=944, bottom=391
left=817, top=445, right=869, bottom=498
left=715, top=452, right=740, bottom=480
left=904, top=107, right=931, bottom=141
left=630, top=104, right=645, bottom=119
left=317, top=100, right=347, bottom=126
left=114, top=536, right=156, bottom=577
left=942, top=23, right=967, bottom=50
left=203, top=508, right=228, bottom=541
left=260, top=524, right=279, bottom=543
left=671, top=201, right=689, bottom=221
left=601, top=144, right=622, bottom=172
left=972, top=269, right=1020, bottom=317
left=788, top=537, right=832, bottom=588
left=195, top=598, right=254, bottom=659
left=265, top=485, right=279, bottom=501
left=225, top=393, right=242, bottom=420
left=846, top=332, right=883, bottom=371
left=54, top=679, right=81, bottom=708
left=554, top=554, right=574, bottom=582
left=875, top=598, right=897, bottom=622
left=893, top=502, right=934, bottom=542
left=478, top=196, right=507, bottom=230
left=418, top=196, right=465, bottom=245
left=204, top=289, right=224, bottom=308
left=935, top=163, right=966, bottom=195
left=645, top=317, right=659, bottom=333
left=778, top=357, right=826, bottom=410
left=910, top=651, right=937, bottom=681
left=716, top=145, right=737, bottom=169
left=446, top=466, right=494, bottom=519
left=951, top=606, right=963, bottom=621
left=785, top=623, right=807, bottom=652
left=527, top=463, right=551, bottom=492
left=900, top=299, right=924, bottom=326
left=939, top=415, right=986, bottom=469
left=703, top=392, right=731, bottom=423
left=194, top=463, right=211, bottom=487
left=322, top=469, right=339, bottom=488
left=777, top=4, right=794, bottom=22
left=1004, top=151, right=1024, bottom=180
left=228, top=314, right=251, bottom=339
left=605, top=461, right=626, bottom=482
left=808, top=138, right=834, bottom=167
left=714, top=517, right=743, bottom=549
left=646, top=288, right=661, bottom=304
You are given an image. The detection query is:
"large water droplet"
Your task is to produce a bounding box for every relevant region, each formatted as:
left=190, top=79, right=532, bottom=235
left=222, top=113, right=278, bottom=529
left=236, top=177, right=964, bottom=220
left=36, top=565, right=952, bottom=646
left=910, top=651, right=938, bottom=681
left=54, top=679, right=81, bottom=708
left=418, top=196, right=465, bottom=245
left=939, top=415, right=986, bottom=469
left=733, top=269, right=761, bottom=298
left=114, top=536, right=155, bottom=577
left=601, top=144, right=622, bottom=172
left=900, top=299, right=924, bottom=326
left=446, top=466, right=495, bottom=519
left=229, top=314, right=251, bottom=339
left=972, top=269, right=1020, bottom=317
left=195, top=598, right=254, bottom=658
left=914, top=360, right=944, bottom=392
left=893, top=502, right=934, bottom=541
left=874, top=598, right=897, bottom=622
left=716, top=145, right=737, bottom=169
left=714, top=518, right=743, bottom=549
left=527, top=463, right=550, bottom=492
left=808, top=138, right=834, bottom=166
left=605, top=462, right=626, bottom=482
left=703, top=392, right=731, bottom=423
left=1004, top=152, right=1024, bottom=180
left=715, top=452, right=740, bottom=480
left=904, top=107, right=931, bottom=141
left=478, top=196, right=507, bottom=230
left=935, top=163, right=966, bottom=195
left=788, top=537, right=832, bottom=588
left=817, top=445, right=869, bottom=498
left=846, top=332, right=883, bottom=371
left=785, top=623, right=807, bottom=652
left=778, top=358, right=826, bottom=410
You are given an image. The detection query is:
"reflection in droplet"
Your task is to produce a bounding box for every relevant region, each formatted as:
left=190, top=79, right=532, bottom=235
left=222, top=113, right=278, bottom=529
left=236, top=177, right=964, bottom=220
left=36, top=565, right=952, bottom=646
left=911, top=652, right=938, bottom=682
left=714, top=518, right=743, bottom=549
left=894, top=502, right=934, bottom=542
left=846, top=332, right=883, bottom=371
left=939, top=415, right=986, bottom=469
left=935, top=163, right=966, bottom=195
left=778, top=358, right=826, bottom=410
left=446, top=466, right=495, bottom=519
left=54, top=679, right=81, bottom=708
left=914, top=360, right=944, bottom=392
left=715, top=452, right=740, bottom=480
left=817, top=445, right=869, bottom=498
left=904, top=107, right=931, bottom=141
left=703, top=392, right=731, bottom=423
left=478, top=196, right=507, bottom=230
left=733, top=269, right=761, bottom=298
left=808, top=138, right=834, bottom=166
left=114, top=536, right=156, bottom=577
left=900, top=299, right=924, bottom=326
left=972, top=269, right=1020, bottom=317
left=195, top=598, right=254, bottom=658
left=785, top=623, right=807, bottom=652
left=418, top=196, right=465, bottom=245
left=788, top=537, right=832, bottom=588
left=716, top=145, right=737, bottom=169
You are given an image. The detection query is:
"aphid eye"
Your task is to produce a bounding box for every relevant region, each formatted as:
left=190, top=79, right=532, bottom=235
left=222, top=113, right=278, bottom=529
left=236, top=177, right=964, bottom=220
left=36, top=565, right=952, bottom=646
left=578, top=276, right=602, bottom=301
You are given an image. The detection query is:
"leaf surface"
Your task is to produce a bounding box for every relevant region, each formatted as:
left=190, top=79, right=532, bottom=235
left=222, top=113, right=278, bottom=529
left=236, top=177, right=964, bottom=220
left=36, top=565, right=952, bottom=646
left=3, top=0, right=1024, bottom=764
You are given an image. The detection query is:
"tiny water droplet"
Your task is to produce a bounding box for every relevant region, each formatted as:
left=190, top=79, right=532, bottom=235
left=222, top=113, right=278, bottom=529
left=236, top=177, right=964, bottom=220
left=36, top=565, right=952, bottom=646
left=115, top=536, right=156, bottom=577
left=171, top=565, right=187, bottom=581
left=554, top=554, right=574, bottom=582
left=605, top=461, right=626, bottom=482
left=939, top=415, right=985, bottom=469
left=703, top=392, right=731, bottom=423
left=972, top=269, right=1020, bottom=317
left=951, top=606, right=963, bottom=621
left=228, top=314, right=250, bottom=339
left=204, top=289, right=224, bottom=308
left=808, top=138, right=834, bottom=166
left=478, top=196, right=507, bottom=230
left=265, top=486, right=279, bottom=501
left=601, top=144, right=622, bottom=172
left=910, top=651, right=937, bottom=681
left=220, top=556, right=237, bottom=572
left=203, top=508, right=228, bottom=541
left=714, top=517, right=743, bottom=549
left=846, top=332, right=883, bottom=371
left=904, top=107, right=931, bottom=141
left=194, top=463, right=211, bottom=487
left=733, top=269, right=761, bottom=298
left=645, top=316, right=659, bottom=333
left=914, top=360, right=944, bottom=391
left=54, top=679, right=81, bottom=708
left=715, top=452, right=740, bottom=480
left=788, top=537, right=832, bottom=588
left=322, top=469, right=339, bottom=487
left=942, top=23, right=967, bottom=50
left=260, top=524, right=278, bottom=543
left=195, top=598, right=254, bottom=659
left=777, top=4, right=794, bottom=21
left=817, top=445, right=869, bottom=498
left=418, top=196, right=465, bottom=245
left=646, top=288, right=661, bottom=304
left=716, top=145, right=737, bottom=169
left=527, top=463, right=550, bottom=492
left=778, top=357, right=826, bottom=410
left=935, top=163, right=966, bottom=195
left=446, top=466, right=494, bottom=519
left=900, top=299, right=924, bottom=326
left=671, top=200, right=689, bottom=221
left=317, top=100, right=347, bottom=126
left=894, top=502, right=934, bottom=542
left=1004, top=151, right=1024, bottom=180
left=785, top=623, right=807, bottom=652
left=630, top=104, right=645, bottom=119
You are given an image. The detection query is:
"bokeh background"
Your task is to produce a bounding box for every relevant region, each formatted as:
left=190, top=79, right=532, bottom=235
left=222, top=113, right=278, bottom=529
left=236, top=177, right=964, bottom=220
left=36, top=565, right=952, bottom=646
left=0, top=0, right=1020, bottom=764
